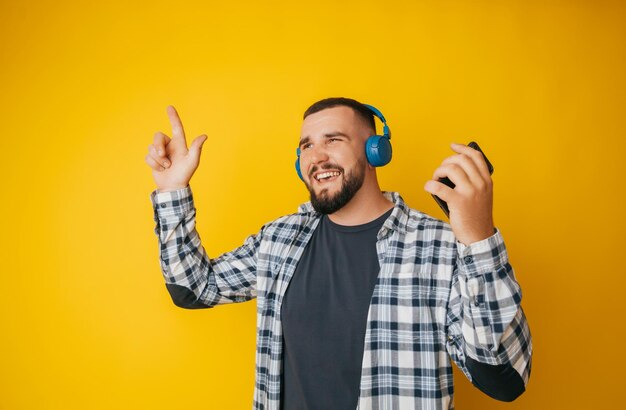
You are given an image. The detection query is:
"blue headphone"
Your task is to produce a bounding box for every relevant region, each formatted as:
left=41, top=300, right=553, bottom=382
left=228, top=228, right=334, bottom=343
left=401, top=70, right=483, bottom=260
left=295, top=104, right=392, bottom=181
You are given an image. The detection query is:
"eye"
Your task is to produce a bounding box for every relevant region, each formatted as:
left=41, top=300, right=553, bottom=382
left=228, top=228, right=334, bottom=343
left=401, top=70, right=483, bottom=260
left=328, top=138, right=340, bottom=143
left=302, top=142, right=313, bottom=150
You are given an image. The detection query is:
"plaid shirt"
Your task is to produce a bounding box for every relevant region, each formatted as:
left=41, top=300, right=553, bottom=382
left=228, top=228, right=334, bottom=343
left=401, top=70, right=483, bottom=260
left=150, top=186, right=532, bottom=410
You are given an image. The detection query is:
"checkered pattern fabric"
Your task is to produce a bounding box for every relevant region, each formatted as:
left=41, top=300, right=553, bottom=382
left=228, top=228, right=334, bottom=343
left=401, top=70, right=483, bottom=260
left=150, top=186, right=532, bottom=409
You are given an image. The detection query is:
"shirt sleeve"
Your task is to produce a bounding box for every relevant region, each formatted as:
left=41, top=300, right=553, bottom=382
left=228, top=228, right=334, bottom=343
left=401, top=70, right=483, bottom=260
left=150, top=186, right=260, bottom=309
left=445, top=229, right=532, bottom=401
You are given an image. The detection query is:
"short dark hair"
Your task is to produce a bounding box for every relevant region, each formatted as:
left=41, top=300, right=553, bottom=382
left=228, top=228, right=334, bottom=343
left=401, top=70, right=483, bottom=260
left=303, top=97, right=376, bottom=132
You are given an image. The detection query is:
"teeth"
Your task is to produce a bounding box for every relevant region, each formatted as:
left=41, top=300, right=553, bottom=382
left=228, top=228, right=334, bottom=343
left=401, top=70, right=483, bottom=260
left=315, top=171, right=341, bottom=181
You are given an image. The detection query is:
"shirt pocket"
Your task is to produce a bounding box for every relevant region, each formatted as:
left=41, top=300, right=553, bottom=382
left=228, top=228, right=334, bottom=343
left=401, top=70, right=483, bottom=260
left=392, top=269, right=440, bottom=297
left=381, top=270, right=442, bottom=344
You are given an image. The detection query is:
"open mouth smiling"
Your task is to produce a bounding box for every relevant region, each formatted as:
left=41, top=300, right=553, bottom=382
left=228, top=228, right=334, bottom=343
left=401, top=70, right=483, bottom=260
left=313, top=170, right=342, bottom=184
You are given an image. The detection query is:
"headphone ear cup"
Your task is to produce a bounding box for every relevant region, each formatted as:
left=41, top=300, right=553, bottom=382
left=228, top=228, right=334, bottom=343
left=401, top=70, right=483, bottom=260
left=365, top=135, right=393, bottom=167
left=295, top=158, right=304, bottom=181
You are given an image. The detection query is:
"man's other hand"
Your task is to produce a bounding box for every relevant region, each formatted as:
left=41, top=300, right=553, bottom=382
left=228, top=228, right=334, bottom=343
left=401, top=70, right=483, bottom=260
left=424, top=143, right=495, bottom=245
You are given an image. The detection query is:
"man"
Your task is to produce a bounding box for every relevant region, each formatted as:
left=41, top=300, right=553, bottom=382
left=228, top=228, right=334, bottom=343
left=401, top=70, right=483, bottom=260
left=145, top=98, right=532, bottom=409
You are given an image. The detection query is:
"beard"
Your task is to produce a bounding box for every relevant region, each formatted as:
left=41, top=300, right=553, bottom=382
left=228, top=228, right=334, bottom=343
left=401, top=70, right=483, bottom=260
left=305, top=157, right=366, bottom=214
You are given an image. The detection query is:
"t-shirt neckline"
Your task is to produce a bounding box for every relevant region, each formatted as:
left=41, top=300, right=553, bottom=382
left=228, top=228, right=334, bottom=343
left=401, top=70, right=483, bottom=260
left=324, top=208, right=393, bottom=233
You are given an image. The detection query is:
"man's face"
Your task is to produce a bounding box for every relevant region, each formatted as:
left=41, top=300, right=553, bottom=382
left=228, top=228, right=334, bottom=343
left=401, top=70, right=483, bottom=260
left=298, top=106, right=371, bottom=214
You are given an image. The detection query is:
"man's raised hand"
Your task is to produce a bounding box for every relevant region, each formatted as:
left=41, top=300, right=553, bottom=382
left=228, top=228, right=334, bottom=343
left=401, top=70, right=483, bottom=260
left=145, top=106, right=208, bottom=192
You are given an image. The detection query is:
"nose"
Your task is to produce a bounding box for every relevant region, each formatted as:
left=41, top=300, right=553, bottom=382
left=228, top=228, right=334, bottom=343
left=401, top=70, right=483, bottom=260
left=306, top=144, right=329, bottom=172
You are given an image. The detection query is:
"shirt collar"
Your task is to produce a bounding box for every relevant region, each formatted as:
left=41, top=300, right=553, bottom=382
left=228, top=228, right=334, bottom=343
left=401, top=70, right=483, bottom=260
left=297, top=191, right=410, bottom=236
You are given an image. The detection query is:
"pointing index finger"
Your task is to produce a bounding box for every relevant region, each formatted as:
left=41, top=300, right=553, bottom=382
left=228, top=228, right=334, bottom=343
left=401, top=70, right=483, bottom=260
left=166, top=105, right=187, bottom=143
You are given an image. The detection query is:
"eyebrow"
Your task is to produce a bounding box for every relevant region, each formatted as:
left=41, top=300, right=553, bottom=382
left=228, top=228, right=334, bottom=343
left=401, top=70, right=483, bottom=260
left=298, top=132, right=351, bottom=147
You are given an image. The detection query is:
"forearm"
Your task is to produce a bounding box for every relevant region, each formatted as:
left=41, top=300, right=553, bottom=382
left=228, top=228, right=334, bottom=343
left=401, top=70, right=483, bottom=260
left=455, top=230, right=529, bottom=358
left=151, top=187, right=256, bottom=308
left=448, top=229, right=532, bottom=399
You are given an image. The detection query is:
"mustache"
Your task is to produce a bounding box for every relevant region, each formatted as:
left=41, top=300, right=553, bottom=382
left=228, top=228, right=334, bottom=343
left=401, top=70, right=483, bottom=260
left=309, top=163, right=344, bottom=178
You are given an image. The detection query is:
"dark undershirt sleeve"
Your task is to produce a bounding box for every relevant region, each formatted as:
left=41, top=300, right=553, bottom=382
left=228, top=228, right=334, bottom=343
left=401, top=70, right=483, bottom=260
left=165, top=283, right=211, bottom=309
left=466, top=356, right=526, bottom=402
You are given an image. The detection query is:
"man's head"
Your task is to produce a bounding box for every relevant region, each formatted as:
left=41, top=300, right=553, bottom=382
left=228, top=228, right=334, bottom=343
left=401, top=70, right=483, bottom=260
left=299, top=97, right=379, bottom=214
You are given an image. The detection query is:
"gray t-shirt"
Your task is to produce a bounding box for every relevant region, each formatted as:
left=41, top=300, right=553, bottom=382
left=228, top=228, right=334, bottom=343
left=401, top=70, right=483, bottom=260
left=280, top=208, right=393, bottom=410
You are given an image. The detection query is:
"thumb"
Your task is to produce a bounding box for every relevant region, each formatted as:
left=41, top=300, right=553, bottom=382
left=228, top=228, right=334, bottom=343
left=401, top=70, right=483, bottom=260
left=189, top=134, right=208, bottom=158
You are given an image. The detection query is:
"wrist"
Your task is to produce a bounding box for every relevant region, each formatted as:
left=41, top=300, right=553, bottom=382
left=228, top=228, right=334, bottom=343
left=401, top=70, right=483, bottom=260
left=456, top=226, right=495, bottom=246
left=157, top=185, right=189, bottom=193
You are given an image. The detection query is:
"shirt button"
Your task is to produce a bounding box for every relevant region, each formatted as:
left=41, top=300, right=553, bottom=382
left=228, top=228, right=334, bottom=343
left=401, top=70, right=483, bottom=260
left=463, top=255, right=473, bottom=264
left=160, top=203, right=167, bottom=208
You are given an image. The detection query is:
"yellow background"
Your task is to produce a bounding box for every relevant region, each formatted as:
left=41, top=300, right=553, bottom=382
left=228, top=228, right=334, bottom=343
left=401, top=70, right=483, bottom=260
left=1, top=0, right=624, bottom=408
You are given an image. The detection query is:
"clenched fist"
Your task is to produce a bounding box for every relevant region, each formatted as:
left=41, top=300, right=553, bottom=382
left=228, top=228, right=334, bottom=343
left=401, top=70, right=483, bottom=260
left=145, top=106, right=207, bottom=192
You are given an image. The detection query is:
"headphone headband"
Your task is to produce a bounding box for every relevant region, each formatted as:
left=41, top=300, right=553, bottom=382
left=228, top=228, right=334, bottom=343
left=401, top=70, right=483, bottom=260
left=363, top=103, right=391, bottom=139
